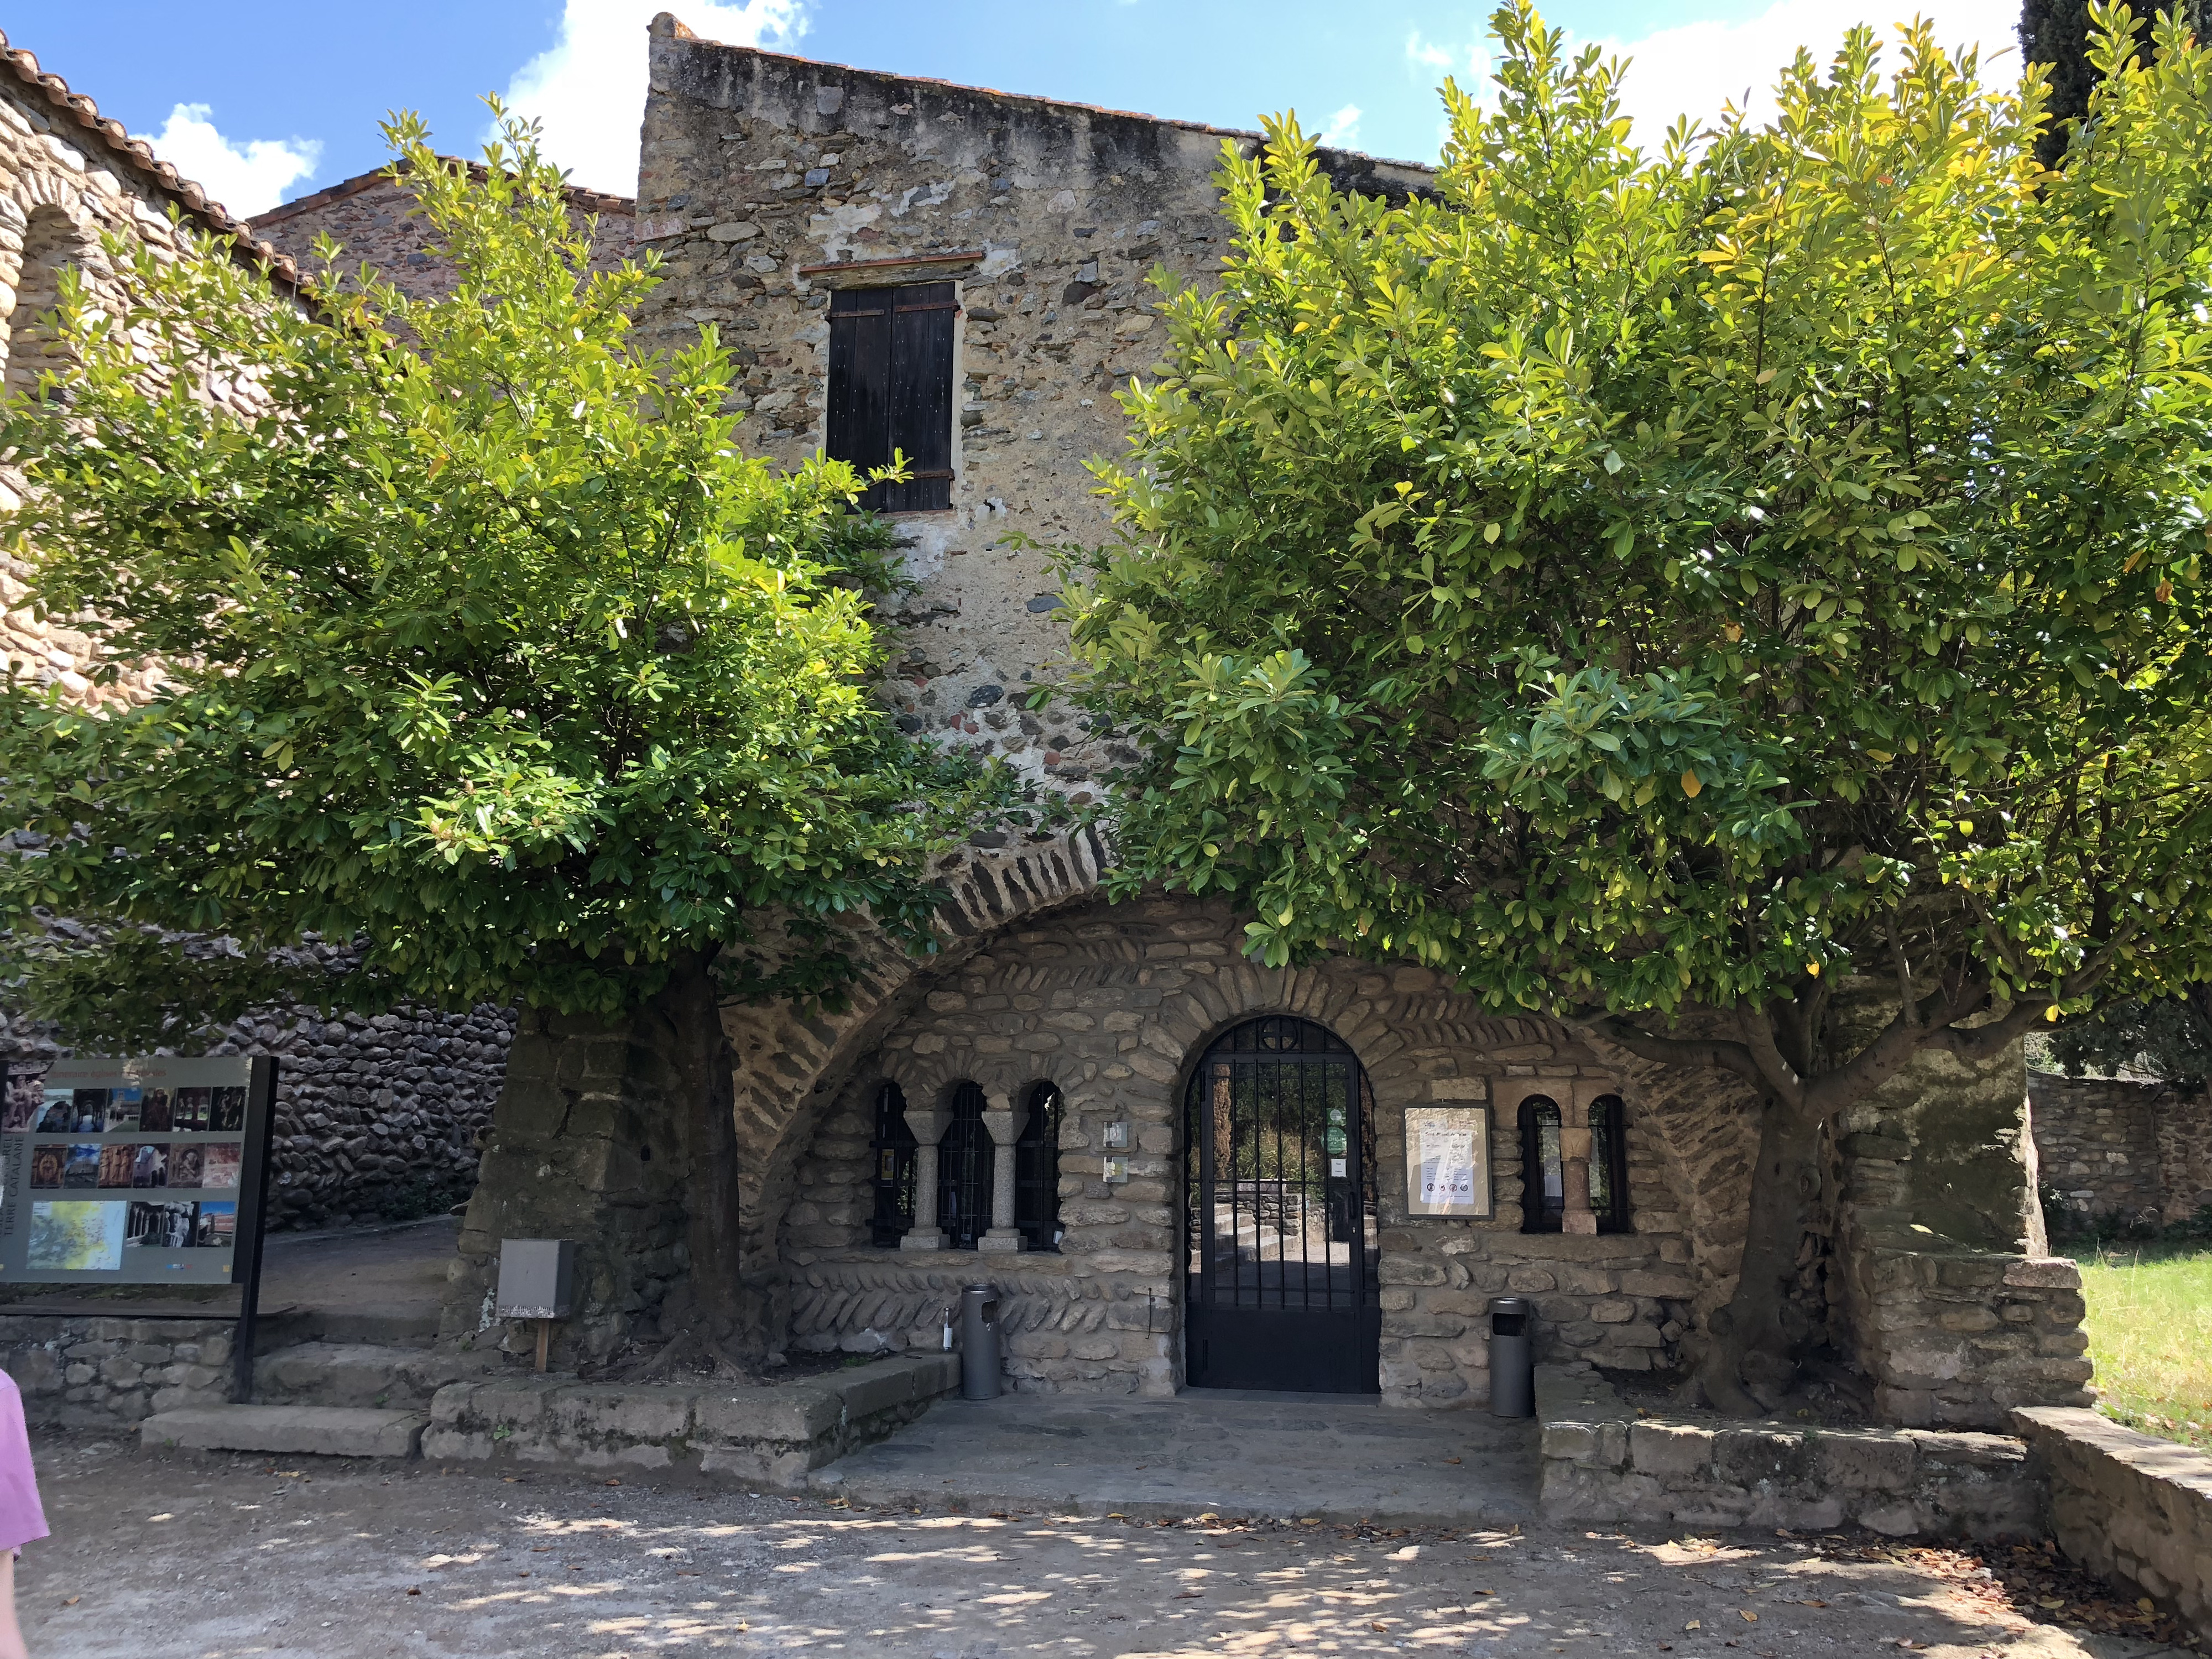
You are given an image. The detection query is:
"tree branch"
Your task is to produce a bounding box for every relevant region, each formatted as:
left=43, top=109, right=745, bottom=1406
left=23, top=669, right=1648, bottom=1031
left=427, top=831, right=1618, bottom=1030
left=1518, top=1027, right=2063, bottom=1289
left=1576, top=1014, right=1770, bottom=1092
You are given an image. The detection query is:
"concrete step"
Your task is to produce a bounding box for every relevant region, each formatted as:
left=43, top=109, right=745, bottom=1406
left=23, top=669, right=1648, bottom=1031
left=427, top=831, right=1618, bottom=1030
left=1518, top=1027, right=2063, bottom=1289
left=140, top=1405, right=427, bottom=1459
left=254, top=1342, right=503, bottom=1410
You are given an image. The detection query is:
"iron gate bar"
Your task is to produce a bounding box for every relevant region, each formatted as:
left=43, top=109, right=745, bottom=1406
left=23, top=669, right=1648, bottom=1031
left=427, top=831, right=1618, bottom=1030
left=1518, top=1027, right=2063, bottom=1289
left=1185, top=1016, right=1378, bottom=1392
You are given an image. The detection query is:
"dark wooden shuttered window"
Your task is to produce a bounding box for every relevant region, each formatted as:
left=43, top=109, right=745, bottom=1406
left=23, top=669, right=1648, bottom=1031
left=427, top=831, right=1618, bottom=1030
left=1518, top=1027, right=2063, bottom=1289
left=827, top=280, right=957, bottom=512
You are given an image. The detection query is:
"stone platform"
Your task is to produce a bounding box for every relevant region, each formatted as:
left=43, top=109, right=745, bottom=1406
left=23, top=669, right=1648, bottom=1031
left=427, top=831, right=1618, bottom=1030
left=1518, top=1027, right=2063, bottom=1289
left=1535, top=1364, right=2041, bottom=1537
left=806, top=1388, right=1541, bottom=1524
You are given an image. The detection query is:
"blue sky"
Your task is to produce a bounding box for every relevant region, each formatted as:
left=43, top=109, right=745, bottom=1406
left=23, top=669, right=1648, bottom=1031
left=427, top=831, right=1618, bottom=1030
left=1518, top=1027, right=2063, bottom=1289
left=7, top=0, right=2022, bottom=215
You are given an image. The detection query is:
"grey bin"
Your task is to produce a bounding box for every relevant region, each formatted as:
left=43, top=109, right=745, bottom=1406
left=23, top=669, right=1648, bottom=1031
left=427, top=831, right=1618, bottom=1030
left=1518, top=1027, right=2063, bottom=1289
left=959, top=1282, right=1003, bottom=1400
left=1488, top=1295, right=1534, bottom=1418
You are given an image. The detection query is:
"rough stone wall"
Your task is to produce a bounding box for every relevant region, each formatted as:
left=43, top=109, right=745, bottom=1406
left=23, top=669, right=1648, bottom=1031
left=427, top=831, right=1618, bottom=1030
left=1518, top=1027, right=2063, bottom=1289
left=2014, top=1406, right=2212, bottom=1646
left=251, top=166, right=636, bottom=296
left=775, top=895, right=1754, bottom=1407
left=0, top=1313, right=234, bottom=1427
left=0, top=67, right=296, bottom=706
left=2028, top=1071, right=2212, bottom=1228
left=1829, top=1025, right=2093, bottom=1429
left=3, top=1000, right=514, bottom=1231
left=443, top=1004, right=695, bottom=1361
left=633, top=19, right=1430, bottom=796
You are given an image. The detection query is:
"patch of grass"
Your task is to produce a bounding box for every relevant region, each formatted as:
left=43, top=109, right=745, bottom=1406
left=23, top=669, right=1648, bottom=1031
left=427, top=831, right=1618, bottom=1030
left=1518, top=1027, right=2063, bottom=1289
left=2077, top=1243, right=2212, bottom=1454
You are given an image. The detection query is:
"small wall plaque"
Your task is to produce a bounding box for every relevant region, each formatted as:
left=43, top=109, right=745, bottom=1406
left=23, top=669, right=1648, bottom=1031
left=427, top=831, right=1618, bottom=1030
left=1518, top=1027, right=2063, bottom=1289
left=1102, top=1120, right=1132, bottom=1150
left=1102, top=1155, right=1131, bottom=1184
left=1404, top=1105, right=1492, bottom=1218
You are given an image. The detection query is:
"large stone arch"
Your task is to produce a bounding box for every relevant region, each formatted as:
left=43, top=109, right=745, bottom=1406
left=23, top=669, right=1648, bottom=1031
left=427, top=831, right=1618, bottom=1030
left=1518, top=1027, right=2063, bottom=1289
left=442, top=828, right=1112, bottom=1361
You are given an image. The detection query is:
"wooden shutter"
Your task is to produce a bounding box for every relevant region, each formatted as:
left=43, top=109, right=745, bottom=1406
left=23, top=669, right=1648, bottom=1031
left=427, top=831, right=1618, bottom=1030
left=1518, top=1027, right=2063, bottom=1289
left=826, top=288, right=893, bottom=484
left=826, top=280, right=956, bottom=512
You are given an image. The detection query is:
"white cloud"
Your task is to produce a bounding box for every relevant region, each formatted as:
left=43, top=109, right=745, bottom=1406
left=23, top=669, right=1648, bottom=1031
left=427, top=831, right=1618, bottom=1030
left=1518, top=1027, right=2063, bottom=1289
left=143, top=103, right=321, bottom=218
left=1599, top=0, right=2022, bottom=152
left=1405, top=27, right=1487, bottom=85
left=1320, top=103, right=1364, bottom=149
left=500, top=0, right=807, bottom=196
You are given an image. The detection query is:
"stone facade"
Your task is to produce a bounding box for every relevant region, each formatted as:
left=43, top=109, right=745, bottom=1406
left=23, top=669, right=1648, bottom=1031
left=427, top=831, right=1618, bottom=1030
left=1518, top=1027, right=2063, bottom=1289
left=2028, top=1070, right=2212, bottom=1230
left=0, top=31, right=301, bottom=707
left=422, top=20, right=2093, bottom=1431
left=251, top=165, right=636, bottom=295
left=630, top=14, right=1427, bottom=794
left=779, top=896, right=1717, bottom=1406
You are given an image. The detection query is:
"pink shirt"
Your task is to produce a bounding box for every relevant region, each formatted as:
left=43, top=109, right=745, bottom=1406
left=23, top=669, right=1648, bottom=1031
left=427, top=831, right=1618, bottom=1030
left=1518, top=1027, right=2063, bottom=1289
left=0, top=1373, right=48, bottom=1554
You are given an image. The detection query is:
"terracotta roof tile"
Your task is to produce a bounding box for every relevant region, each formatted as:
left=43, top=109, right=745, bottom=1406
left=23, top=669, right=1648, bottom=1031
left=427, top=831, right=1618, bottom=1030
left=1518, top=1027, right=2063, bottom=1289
left=0, top=27, right=302, bottom=290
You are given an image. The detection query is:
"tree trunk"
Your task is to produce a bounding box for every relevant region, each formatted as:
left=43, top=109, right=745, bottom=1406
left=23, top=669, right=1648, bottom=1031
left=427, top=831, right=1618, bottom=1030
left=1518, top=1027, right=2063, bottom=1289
left=1686, top=1093, right=1827, bottom=1416
left=654, top=950, right=751, bottom=1364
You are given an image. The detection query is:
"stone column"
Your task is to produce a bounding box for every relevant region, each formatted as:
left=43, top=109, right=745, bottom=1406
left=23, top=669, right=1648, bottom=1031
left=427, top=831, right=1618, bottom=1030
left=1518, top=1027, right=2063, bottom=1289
left=900, top=1103, right=952, bottom=1251
left=1559, top=1097, right=1597, bottom=1235
left=978, top=1091, right=1031, bottom=1253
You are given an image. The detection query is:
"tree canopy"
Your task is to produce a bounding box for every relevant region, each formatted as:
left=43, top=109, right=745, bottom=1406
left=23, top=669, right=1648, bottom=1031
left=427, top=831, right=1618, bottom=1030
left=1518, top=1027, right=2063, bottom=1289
left=0, top=112, right=1000, bottom=1046
left=1057, top=2, right=2212, bottom=1405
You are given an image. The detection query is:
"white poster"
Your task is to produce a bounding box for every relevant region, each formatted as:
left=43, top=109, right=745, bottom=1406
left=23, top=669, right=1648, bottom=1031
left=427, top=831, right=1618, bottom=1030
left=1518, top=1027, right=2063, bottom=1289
left=1404, top=1106, right=1491, bottom=1218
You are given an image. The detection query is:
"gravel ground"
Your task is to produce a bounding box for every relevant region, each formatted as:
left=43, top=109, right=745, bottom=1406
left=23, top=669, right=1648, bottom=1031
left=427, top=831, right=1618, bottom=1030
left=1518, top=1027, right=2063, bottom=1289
left=15, top=1430, right=2199, bottom=1659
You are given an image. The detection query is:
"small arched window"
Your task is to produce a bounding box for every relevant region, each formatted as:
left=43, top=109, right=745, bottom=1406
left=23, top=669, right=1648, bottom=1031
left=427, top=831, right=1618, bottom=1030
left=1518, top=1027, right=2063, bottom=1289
left=1519, top=1095, right=1564, bottom=1234
left=938, top=1081, right=993, bottom=1251
left=1520, top=1093, right=1632, bottom=1234
left=1589, top=1093, right=1631, bottom=1234
left=6, top=206, right=88, bottom=404
left=1014, top=1081, right=1063, bottom=1252
left=868, top=1081, right=916, bottom=1248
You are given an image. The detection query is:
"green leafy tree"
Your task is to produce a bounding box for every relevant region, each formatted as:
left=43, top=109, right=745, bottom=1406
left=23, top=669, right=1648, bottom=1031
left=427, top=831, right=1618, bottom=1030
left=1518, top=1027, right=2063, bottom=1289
left=1060, top=3, right=2212, bottom=1410
left=0, top=113, right=1004, bottom=1361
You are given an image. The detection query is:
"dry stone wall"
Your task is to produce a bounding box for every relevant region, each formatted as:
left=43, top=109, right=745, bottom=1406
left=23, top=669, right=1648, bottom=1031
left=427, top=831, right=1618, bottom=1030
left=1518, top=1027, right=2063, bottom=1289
left=2, top=999, right=513, bottom=1230
left=2028, top=1070, right=2212, bottom=1230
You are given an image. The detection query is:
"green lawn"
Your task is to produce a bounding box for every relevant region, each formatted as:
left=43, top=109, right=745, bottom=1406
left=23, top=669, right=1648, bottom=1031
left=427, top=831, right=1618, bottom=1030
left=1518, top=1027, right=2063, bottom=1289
left=2076, top=1244, right=2212, bottom=1453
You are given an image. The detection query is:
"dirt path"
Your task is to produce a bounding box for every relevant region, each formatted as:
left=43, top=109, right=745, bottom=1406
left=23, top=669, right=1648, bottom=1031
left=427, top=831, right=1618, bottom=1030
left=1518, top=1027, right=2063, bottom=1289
left=17, top=1431, right=2197, bottom=1658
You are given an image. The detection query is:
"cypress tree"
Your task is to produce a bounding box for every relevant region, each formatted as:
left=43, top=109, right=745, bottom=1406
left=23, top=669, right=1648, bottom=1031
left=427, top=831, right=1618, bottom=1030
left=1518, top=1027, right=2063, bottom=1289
left=2021, top=0, right=2210, bottom=165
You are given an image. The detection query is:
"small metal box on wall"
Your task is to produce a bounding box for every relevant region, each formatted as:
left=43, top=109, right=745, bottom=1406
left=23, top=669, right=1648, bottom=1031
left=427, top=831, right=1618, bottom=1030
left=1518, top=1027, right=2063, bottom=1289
left=496, top=1239, right=575, bottom=1320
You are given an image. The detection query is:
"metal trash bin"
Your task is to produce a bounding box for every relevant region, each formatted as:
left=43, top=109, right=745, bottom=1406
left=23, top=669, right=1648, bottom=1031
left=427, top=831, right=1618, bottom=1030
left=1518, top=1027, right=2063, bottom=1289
left=1488, top=1295, right=1534, bottom=1418
left=959, top=1282, right=1003, bottom=1400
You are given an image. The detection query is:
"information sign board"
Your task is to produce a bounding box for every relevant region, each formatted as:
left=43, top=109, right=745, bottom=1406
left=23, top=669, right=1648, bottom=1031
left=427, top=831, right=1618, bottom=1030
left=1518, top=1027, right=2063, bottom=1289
left=0, top=1056, right=277, bottom=1295
left=1403, top=1104, right=1493, bottom=1218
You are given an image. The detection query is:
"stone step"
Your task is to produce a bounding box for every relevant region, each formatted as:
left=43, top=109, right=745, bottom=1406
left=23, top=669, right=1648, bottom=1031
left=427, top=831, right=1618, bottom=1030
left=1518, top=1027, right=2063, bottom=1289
left=140, top=1404, right=427, bottom=1459
left=314, top=1304, right=441, bottom=1349
left=253, top=1342, right=503, bottom=1410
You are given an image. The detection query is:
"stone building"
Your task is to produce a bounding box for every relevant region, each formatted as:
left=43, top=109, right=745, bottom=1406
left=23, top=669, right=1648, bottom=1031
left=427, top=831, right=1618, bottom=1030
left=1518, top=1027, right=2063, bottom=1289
left=423, top=15, right=2095, bottom=1429
left=0, top=15, right=2100, bottom=1427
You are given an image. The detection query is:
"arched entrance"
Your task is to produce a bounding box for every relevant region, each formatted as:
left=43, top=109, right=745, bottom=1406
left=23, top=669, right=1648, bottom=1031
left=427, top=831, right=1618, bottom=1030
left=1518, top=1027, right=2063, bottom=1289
left=1183, top=1016, right=1380, bottom=1392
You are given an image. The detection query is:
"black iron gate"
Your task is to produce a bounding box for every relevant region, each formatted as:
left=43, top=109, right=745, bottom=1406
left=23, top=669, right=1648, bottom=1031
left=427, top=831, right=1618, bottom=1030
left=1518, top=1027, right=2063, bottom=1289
left=1184, top=1017, right=1379, bottom=1392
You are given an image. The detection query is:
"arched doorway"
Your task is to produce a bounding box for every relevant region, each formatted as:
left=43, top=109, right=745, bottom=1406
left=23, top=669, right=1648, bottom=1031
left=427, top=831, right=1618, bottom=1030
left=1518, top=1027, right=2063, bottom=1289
left=1183, top=1016, right=1380, bottom=1392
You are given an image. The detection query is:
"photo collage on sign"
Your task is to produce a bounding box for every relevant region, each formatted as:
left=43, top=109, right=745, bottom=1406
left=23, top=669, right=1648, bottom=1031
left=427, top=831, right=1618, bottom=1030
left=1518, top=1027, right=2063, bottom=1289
left=7, top=1075, right=251, bottom=1274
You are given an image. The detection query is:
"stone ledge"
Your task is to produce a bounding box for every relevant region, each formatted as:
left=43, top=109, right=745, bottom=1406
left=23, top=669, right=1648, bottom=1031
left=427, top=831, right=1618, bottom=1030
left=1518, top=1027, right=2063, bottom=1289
left=419, top=1351, right=961, bottom=1485
left=1535, top=1364, right=2039, bottom=1538
left=2011, top=1406, right=2212, bottom=1647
